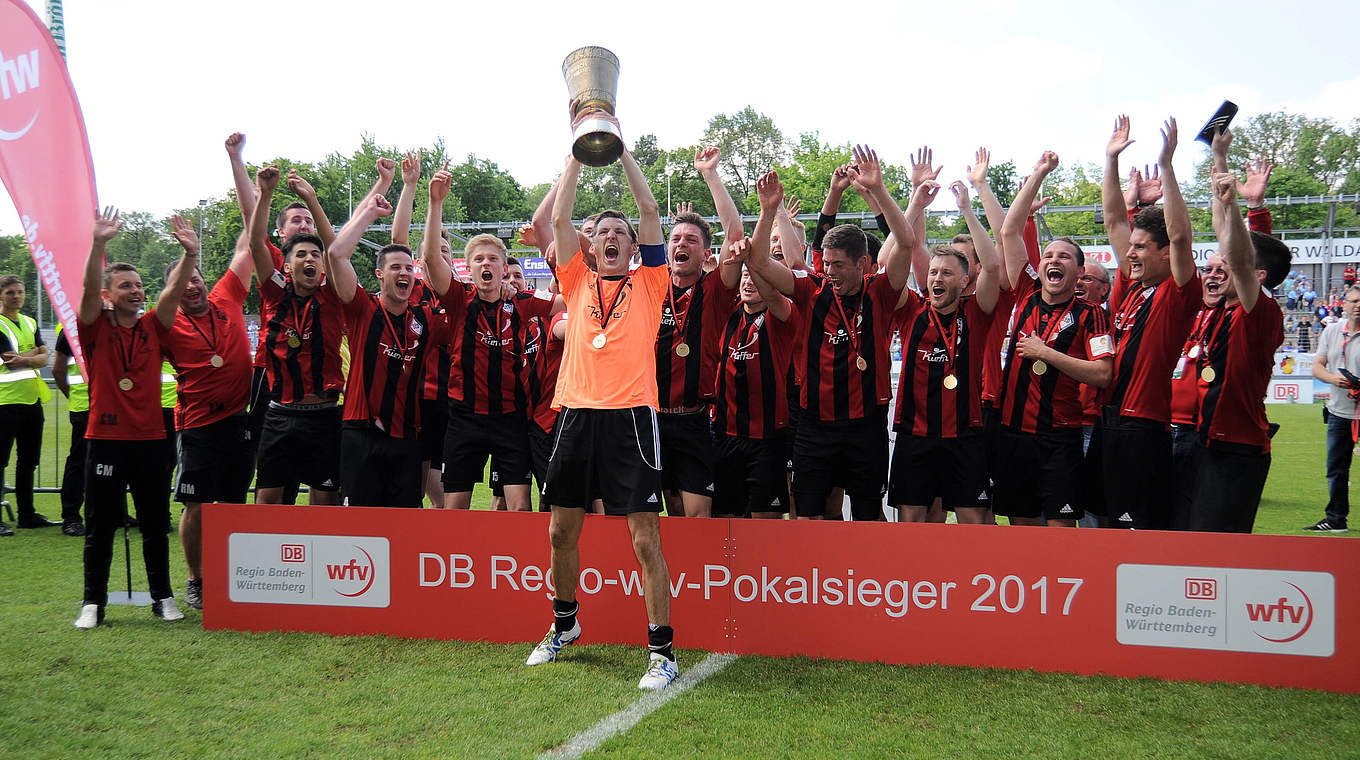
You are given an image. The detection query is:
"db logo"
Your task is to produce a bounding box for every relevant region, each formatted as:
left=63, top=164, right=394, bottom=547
left=1244, top=581, right=1314, bottom=643
left=1184, top=578, right=1217, bottom=600
left=1273, top=384, right=1300, bottom=400
left=325, top=546, right=377, bottom=598
left=281, top=544, right=305, bottom=562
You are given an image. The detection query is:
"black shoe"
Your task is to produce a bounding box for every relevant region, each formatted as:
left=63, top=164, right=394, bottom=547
left=0, top=521, right=12, bottom=537
left=16, top=513, right=59, bottom=528
left=185, top=578, right=203, bottom=610
left=1303, top=519, right=1349, bottom=533
left=62, top=521, right=86, bottom=537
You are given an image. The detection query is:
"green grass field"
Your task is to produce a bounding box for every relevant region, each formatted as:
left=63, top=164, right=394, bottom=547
left=0, top=402, right=1356, bottom=759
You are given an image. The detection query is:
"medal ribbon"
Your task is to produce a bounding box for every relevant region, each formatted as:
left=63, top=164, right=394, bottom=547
left=184, top=306, right=219, bottom=356
left=595, top=274, right=631, bottom=333
left=926, top=305, right=959, bottom=377
left=1036, top=297, right=1077, bottom=346
left=667, top=282, right=693, bottom=344
left=1114, top=285, right=1152, bottom=349
left=288, top=292, right=314, bottom=346
left=828, top=286, right=863, bottom=361
left=111, top=317, right=143, bottom=378
left=379, top=304, right=411, bottom=355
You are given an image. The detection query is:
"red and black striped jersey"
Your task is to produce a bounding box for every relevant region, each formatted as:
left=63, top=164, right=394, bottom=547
left=527, top=311, right=567, bottom=434
left=1169, top=308, right=1215, bottom=426
left=1195, top=293, right=1283, bottom=449
left=997, top=276, right=1114, bottom=434
left=713, top=305, right=799, bottom=439
left=655, top=270, right=737, bottom=411
left=894, top=292, right=996, bottom=437
left=258, top=271, right=346, bottom=403
left=1108, top=270, right=1203, bottom=424
left=791, top=271, right=902, bottom=422
left=983, top=216, right=1040, bottom=405
left=410, top=278, right=451, bottom=403
left=340, top=291, right=449, bottom=438
left=440, top=283, right=556, bottom=415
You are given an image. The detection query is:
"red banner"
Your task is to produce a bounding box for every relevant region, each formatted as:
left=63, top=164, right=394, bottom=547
left=0, top=0, right=96, bottom=369
left=203, top=505, right=1359, bottom=693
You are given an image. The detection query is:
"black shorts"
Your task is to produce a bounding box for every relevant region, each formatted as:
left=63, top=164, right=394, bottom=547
left=442, top=406, right=530, bottom=493
left=246, top=366, right=275, bottom=450
left=1187, top=441, right=1270, bottom=533
left=712, top=429, right=792, bottom=517
left=990, top=426, right=1085, bottom=520
left=887, top=431, right=988, bottom=510
left=420, top=398, right=448, bottom=464
left=255, top=402, right=342, bottom=491
left=543, top=406, right=663, bottom=515
left=981, top=403, right=1001, bottom=498
left=340, top=425, right=423, bottom=508
left=1079, top=422, right=1106, bottom=517
left=161, top=408, right=178, bottom=472
left=791, top=407, right=889, bottom=517
left=1099, top=408, right=1171, bottom=529
left=658, top=410, right=715, bottom=498
left=489, top=424, right=553, bottom=502
left=174, top=414, right=253, bottom=505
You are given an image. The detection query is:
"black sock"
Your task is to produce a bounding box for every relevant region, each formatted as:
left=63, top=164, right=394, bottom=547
left=553, top=598, right=578, bottom=633
left=647, top=624, right=674, bottom=661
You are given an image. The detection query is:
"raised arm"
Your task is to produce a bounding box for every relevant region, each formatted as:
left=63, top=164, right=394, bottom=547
left=695, top=147, right=744, bottom=250
left=551, top=155, right=585, bottom=272
left=421, top=167, right=455, bottom=297
left=951, top=182, right=1000, bottom=314
left=286, top=168, right=336, bottom=249
left=1102, top=115, right=1136, bottom=277
left=225, top=133, right=257, bottom=224
left=966, top=147, right=1006, bottom=238
left=80, top=207, right=121, bottom=325
left=157, top=215, right=201, bottom=330
left=1212, top=169, right=1259, bottom=312
left=775, top=195, right=808, bottom=271
left=620, top=145, right=662, bottom=247
left=520, top=176, right=559, bottom=256
left=748, top=172, right=795, bottom=297
left=1157, top=118, right=1195, bottom=288
left=249, top=166, right=282, bottom=283
left=226, top=228, right=254, bottom=289
left=848, top=145, right=915, bottom=292
left=328, top=193, right=394, bottom=304
left=392, top=150, right=421, bottom=246
left=1002, top=151, right=1059, bottom=289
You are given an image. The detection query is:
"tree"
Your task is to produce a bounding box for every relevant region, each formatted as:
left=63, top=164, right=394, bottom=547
left=1193, top=111, right=1360, bottom=193
left=702, top=107, right=788, bottom=200
left=447, top=155, right=532, bottom=222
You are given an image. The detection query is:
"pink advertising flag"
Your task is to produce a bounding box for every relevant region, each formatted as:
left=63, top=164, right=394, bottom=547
left=0, top=0, right=97, bottom=370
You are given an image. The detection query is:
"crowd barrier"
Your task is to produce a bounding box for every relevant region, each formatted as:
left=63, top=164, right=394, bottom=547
left=202, top=505, right=1357, bottom=694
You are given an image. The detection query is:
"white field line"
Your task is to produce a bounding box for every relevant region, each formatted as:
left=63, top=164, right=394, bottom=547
left=537, top=653, right=739, bottom=760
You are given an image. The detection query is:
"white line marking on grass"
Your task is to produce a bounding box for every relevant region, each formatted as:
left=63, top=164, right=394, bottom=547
left=538, top=653, right=738, bottom=760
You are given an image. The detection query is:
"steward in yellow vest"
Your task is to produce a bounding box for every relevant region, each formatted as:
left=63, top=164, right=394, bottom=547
left=0, top=276, right=54, bottom=533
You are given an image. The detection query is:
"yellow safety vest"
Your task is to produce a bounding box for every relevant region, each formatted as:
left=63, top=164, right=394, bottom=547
left=55, top=323, right=88, bottom=413
left=161, top=360, right=177, bottom=409
left=0, top=313, right=50, bottom=406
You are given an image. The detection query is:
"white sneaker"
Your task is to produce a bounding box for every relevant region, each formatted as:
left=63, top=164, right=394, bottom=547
left=525, top=621, right=581, bottom=666
left=73, top=604, right=103, bottom=630
left=637, top=652, right=679, bottom=690
left=152, top=598, right=184, bottom=622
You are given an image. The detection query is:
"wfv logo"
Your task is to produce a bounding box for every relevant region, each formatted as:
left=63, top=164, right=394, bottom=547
left=326, top=546, right=377, bottom=598
left=327, top=559, right=371, bottom=583
left=1245, top=597, right=1306, bottom=625
left=0, top=49, right=39, bottom=99
left=1244, top=581, right=1314, bottom=644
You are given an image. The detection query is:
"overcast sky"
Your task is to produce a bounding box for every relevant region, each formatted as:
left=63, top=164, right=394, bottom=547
left=4, top=0, right=1359, bottom=235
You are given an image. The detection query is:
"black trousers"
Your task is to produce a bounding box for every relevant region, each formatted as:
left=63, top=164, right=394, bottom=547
left=82, top=439, right=173, bottom=605
left=0, top=402, right=44, bottom=521
left=60, top=410, right=89, bottom=524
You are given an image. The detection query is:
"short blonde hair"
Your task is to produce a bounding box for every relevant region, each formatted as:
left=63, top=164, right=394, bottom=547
left=463, top=233, right=506, bottom=260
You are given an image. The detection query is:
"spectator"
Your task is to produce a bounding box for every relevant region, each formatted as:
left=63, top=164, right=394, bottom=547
left=1304, top=287, right=1318, bottom=309
left=1298, top=315, right=1314, bottom=352
left=1286, top=287, right=1298, bottom=310
left=1317, top=304, right=1330, bottom=322
left=1284, top=274, right=1296, bottom=293
left=1345, top=264, right=1356, bottom=288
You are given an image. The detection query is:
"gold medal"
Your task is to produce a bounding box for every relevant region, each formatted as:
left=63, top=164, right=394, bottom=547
left=118, top=377, right=133, bottom=392
left=943, top=373, right=958, bottom=390
left=675, top=342, right=691, bottom=358
left=1200, top=366, right=1217, bottom=383
left=209, top=354, right=224, bottom=368
left=1031, top=359, right=1048, bottom=376
left=592, top=333, right=607, bottom=350
left=1188, top=344, right=1201, bottom=359
left=855, top=356, right=868, bottom=372
left=287, top=335, right=301, bottom=349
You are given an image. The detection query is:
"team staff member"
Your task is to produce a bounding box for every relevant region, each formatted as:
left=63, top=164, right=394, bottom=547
left=249, top=166, right=347, bottom=505
left=159, top=232, right=256, bottom=610
left=420, top=171, right=563, bottom=512
left=891, top=180, right=1002, bottom=524
left=994, top=153, right=1113, bottom=527
left=710, top=173, right=798, bottom=519
left=746, top=146, right=917, bottom=522
left=0, top=275, right=54, bottom=532
left=328, top=194, right=449, bottom=507
left=1311, top=285, right=1360, bottom=533
left=52, top=325, right=88, bottom=536
left=74, top=210, right=197, bottom=629
left=1098, top=116, right=1201, bottom=529
left=654, top=147, right=742, bottom=518
left=526, top=107, right=678, bottom=691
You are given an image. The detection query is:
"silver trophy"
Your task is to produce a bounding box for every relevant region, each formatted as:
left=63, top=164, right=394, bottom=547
left=562, top=46, right=623, bottom=167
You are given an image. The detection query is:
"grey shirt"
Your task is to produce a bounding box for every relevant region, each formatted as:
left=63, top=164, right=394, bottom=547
left=1318, top=321, right=1360, bottom=419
